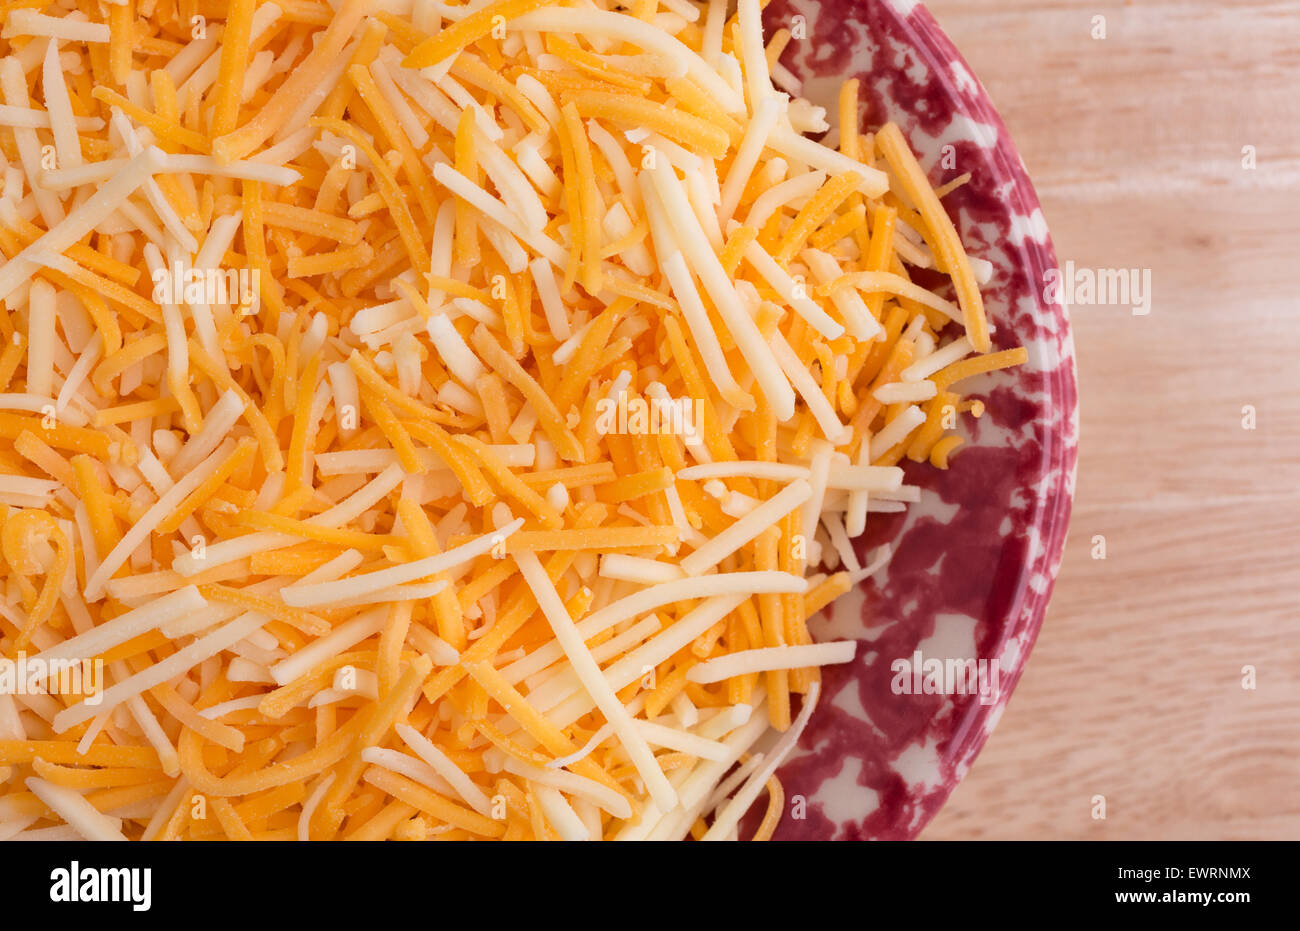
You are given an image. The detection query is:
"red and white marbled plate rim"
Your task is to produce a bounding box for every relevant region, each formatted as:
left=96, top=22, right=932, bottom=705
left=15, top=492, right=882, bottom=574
left=754, top=0, right=1079, bottom=839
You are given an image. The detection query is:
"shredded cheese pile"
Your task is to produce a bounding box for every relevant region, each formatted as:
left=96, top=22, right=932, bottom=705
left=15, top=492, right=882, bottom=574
left=0, top=0, right=1026, bottom=841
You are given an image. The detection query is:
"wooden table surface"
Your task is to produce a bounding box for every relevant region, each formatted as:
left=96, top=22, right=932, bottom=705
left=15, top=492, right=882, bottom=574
left=914, top=0, right=1300, bottom=840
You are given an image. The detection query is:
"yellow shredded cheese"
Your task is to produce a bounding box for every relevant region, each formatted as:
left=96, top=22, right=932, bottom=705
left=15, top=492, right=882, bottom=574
left=0, top=0, right=1021, bottom=843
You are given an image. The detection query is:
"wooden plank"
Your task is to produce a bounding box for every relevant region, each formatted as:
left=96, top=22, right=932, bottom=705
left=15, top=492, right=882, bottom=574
left=919, top=0, right=1300, bottom=839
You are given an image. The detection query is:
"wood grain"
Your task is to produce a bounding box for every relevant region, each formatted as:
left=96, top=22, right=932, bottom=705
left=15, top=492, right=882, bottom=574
left=916, top=0, right=1300, bottom=839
